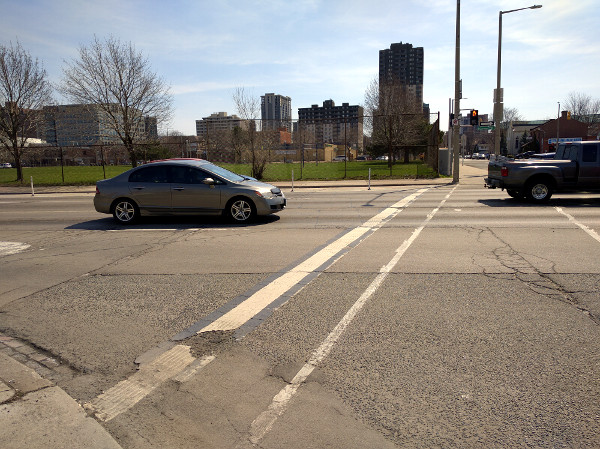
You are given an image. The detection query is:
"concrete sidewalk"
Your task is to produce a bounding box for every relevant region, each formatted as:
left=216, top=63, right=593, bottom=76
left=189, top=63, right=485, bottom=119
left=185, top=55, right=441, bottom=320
left=0, top=333, right=123, bottom=448
left=0, top=163, right=487, bottom=449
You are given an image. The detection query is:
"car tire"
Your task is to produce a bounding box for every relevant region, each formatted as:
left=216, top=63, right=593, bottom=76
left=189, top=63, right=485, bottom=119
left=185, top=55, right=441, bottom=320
left=525, top=179, right=553, bottom=203
left=226, top=197, right=256, bottom=223
left=112, top=199, right=139, bottom=224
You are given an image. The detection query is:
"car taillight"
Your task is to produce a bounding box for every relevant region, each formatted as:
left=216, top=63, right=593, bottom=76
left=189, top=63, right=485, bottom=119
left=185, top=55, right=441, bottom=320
left=501, top=166, right=508, bottom=177
left=96, top=186, right=100, bottom=194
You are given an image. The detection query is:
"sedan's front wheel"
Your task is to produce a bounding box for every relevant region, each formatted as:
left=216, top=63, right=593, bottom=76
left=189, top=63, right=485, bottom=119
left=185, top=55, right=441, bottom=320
left=112, top=199, right=139, bottom=224
left=226, top=198, right=255, bottom=223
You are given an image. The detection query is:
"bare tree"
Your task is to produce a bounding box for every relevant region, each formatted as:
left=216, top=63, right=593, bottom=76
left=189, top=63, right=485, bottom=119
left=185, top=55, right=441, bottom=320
left=230, top=126, right=246, bottom=163
left=0, top=41, right=53, bottom=181
left=564, top=92, right=600, bottom=124
left=232, top=87, right=268, bottom=178
left=60, top=36, right=173, bottom=167
left=491, top=107, right=523, bottom=154
left=502, top=107, right=523, bottom=124
left=364, top=76, right=424, bottom=168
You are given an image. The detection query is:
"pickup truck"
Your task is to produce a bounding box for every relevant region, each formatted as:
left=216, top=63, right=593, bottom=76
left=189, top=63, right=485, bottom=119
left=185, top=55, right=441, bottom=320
left=484, top=141, right=600, bottom=202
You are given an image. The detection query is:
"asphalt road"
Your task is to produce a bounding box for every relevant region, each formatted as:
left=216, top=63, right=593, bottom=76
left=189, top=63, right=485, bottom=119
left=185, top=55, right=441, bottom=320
left=1, top=163, right=599, bottom=448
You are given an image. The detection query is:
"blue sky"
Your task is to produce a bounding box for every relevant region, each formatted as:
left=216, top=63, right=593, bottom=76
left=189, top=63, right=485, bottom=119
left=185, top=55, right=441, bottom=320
left=2, top=0, right=599, bottom=135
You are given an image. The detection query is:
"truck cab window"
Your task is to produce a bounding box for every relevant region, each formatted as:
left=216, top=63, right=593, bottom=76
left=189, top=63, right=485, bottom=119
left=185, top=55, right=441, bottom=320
left=582, top=145, right=598, bottom=163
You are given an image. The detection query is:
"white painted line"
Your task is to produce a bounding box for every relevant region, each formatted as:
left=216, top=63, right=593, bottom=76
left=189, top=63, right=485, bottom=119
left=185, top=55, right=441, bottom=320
left=106, top=228, right=241, bottom=232
left=555, top=207, right=600, bottom=244
left=0, top=241, right=30, bottom=256
left=85, top=345, right=197, bottom=421
left=200, top=189, right=429, bottom=334
left=107, top=229, right=180, bottom=232
left=172, top=355, right=215, bottom=383
left=246, top=186, right=457, bottom=445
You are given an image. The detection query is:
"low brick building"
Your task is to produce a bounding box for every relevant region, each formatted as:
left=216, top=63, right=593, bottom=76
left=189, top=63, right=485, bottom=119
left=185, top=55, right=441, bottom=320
left=532, top=112, right=589, bottom=153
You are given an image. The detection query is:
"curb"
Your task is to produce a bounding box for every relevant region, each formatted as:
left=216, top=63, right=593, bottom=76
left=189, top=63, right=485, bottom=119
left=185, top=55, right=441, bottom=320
left=0, top=333, right=123, bottom=448
left=0, top=178, right=453, bottom=195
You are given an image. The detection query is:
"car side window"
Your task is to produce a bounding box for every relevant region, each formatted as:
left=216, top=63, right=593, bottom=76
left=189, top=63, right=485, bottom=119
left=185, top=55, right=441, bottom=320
left=563, top=145, right=577, bottom=161
left=582, top=145, right=598, bottom=163
left=188, top=168, right=211, bottom=184
left=129, top=166, right=169, bottom=183
left=170, top=166, right=213, bottom=184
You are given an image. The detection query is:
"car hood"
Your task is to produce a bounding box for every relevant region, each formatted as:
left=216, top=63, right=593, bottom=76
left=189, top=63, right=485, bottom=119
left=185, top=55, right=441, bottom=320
left=241, top=179, right=281, bottom=192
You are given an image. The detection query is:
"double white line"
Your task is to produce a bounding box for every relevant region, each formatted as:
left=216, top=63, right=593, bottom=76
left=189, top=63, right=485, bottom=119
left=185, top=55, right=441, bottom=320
left=86, top=187, right=439, bottom=423
left=198, top=189, right=430, bottom=335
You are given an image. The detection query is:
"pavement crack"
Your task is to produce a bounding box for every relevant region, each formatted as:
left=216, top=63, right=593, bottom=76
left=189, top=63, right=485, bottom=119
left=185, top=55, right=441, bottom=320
left=486, top=228, right=600, bottom=326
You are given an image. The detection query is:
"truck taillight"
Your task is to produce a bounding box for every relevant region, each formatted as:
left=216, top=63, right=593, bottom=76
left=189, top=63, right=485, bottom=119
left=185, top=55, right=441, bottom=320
left=501, top=166, right=508, bottom=177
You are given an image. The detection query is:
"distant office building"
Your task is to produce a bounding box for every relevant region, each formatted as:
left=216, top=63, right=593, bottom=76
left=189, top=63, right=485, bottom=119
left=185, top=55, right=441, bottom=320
left=298, top=100, right=363, bottom=150
left=196, top=112, right=249, bottom=136
left=144, top=116, right=158, bottom=140
left=42, top=104, right=153, bottom=146
left=379, top=42, right=424, bottom=109
left=261, top=93, right=292, bottom=132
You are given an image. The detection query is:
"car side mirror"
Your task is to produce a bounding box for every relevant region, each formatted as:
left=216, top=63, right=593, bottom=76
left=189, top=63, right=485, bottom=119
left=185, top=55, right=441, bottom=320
left=202, top=178, right=215, bottom=185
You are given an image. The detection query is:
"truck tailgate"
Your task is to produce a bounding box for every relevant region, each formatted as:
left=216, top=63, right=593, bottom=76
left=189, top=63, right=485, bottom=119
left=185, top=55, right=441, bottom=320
left=487, top=160, right=503, bottom=179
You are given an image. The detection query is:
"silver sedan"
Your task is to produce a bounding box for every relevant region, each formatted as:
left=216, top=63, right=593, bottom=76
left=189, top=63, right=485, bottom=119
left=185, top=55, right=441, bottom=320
left=93, top=159, right=286, bottom=224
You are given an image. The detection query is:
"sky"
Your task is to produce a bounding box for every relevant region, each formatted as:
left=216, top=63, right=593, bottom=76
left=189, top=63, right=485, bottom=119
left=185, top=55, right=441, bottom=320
left=2, top=0, right=599, bottom=135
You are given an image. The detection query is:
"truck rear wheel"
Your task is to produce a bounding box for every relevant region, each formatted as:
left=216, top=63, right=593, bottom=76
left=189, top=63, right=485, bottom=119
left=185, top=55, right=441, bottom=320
left=526, top=180, right=553, bottom=203
left=506, top=189, right=523, bottom=200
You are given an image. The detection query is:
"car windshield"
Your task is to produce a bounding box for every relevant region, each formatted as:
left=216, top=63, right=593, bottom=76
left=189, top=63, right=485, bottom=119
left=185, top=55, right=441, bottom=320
left=202, top=162, right=246, bottom=183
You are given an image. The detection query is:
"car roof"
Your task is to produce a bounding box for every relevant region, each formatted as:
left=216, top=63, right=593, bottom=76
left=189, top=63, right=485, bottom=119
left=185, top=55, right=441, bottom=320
left=145, top=158, right=210, bottom=167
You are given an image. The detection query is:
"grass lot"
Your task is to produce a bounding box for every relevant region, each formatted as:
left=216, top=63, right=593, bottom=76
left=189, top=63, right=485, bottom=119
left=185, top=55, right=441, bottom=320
left=0, top=161, right=438, bottom=186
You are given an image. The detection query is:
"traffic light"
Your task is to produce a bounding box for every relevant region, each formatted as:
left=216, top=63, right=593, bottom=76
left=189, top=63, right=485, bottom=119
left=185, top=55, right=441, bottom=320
left=470, top=109, right=479, bottom=126
left=567, top=111, right=571, bottom=120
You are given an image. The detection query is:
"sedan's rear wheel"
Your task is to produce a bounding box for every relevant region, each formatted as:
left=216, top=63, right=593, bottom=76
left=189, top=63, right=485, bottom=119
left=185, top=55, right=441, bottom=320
left=112, top=199, right=139, bottom=224
left=226, top=198, right=255, bottom=223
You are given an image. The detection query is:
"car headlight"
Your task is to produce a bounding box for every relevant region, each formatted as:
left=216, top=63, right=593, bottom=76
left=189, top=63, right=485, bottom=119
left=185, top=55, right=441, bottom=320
left=254, top=190, right=275, bottom=199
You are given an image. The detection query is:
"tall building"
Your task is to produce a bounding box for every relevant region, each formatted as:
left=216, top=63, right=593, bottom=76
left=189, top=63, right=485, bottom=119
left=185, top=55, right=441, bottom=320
left=42, top=104, right=151, bottom=146
left=195, top=112, right=249, bottom=136
left=298, top=100, right=363, bottom=149
left=261, top=93, right=292, bottom=132
left=379, top=42, right=424, bottom=109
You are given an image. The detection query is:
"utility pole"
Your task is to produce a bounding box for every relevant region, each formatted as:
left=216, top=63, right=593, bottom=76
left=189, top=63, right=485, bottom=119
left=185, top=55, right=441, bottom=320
left=453, top=0, right=461, bottom=183
left=556, top=102, right=560, bottom=149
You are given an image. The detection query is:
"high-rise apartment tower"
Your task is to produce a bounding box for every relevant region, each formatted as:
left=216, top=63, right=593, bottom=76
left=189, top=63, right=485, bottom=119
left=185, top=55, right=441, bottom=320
left=379, top=42, right=424, bottom=108
left=261, top=93, right=292, bottom=132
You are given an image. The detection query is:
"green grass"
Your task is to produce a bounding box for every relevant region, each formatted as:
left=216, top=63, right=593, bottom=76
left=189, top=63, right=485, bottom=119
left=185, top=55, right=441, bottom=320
left=0, top=161, right=438, bottom=186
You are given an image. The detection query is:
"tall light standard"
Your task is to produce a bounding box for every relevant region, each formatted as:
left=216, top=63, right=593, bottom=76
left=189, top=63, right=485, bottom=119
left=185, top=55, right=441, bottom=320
left=494, top=4, right=542, bottom=156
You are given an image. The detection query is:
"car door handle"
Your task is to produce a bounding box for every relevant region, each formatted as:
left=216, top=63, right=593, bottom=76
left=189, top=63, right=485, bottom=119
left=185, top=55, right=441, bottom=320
left=172, top=187, right=185, bottom=191
left=133, top=186, right=145, bottom=190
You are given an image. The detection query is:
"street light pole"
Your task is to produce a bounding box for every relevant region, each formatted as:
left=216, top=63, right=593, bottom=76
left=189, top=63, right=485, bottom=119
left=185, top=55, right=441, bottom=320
left=494, top=4, right=542, bottom=156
